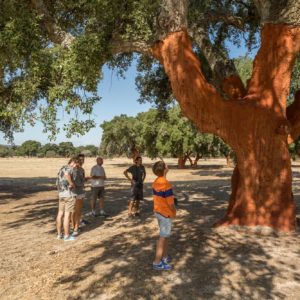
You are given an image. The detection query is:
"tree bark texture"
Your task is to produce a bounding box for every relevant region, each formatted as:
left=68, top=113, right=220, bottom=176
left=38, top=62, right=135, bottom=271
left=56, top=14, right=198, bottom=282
left=151, top=24, right=300, bottom=231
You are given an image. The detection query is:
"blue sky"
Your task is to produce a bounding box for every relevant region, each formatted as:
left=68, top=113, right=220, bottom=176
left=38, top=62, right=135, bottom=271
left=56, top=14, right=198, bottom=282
left=0, top=42, right=256, bottom=147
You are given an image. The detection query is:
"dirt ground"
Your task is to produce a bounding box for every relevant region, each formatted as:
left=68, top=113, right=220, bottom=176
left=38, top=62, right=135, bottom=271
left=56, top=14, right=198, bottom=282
left=1, top=157, right=300, bottom=300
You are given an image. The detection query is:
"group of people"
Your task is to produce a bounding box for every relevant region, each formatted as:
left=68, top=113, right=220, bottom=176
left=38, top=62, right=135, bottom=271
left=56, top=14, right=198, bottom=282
left=56, top=155, right=176, bottom=270
left=56, top=155, right=107, bottom=241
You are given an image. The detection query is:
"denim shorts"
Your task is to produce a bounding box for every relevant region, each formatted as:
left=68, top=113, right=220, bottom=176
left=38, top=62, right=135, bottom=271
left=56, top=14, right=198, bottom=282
left=155, top=212, right=172, bottom=238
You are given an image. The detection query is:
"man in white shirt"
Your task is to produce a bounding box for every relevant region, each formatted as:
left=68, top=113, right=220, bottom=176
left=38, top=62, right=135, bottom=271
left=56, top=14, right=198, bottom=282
left=90, top=157, right=107, bottom=216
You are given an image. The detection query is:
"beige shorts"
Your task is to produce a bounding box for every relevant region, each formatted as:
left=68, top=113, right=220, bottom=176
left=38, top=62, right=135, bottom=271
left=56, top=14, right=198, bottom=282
left=59, top=197, right=76, bottom=212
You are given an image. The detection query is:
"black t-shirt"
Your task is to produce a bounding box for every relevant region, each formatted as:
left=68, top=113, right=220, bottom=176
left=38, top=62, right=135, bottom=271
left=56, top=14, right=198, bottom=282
left=127, top=165, right=146, bottom=184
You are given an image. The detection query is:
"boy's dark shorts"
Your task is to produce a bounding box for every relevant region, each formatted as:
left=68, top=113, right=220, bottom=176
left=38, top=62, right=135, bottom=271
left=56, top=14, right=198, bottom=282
left=91, top=186, right=105, bottom=202
left=131, top=183, right=143, bottom=200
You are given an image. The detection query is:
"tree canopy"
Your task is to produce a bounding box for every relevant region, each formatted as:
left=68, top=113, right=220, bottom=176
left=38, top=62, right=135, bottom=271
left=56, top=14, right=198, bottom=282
left=0, top=0, right=261, bottom=141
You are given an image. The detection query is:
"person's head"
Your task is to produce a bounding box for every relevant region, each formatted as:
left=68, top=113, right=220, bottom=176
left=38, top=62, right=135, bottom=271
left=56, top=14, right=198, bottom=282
left=77, top=154, right=85, bottom=166
left=152, top=161, right=167, bottom=177
left=96, top=157, right=103, bottom=166
left=134, top=156, right=142, bottom=166
left=68, top=157, right=80, bottom=168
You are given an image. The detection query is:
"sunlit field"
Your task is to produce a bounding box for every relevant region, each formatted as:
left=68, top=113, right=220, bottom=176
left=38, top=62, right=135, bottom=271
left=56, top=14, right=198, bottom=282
left=1, top=157, right=300, bottom=299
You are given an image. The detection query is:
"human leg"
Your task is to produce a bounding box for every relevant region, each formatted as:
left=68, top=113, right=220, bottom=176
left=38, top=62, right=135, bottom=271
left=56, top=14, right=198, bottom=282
left=153, top=213, right=172, bottom=263
left=154, top=237, right=166, bottom=264
left=74, top=197, right=84, bottom=232
left=90, top=187, right=98, bottom=215
left=128, top=200, right=134, bottom=216
left=56, top=210, right=64, bottom=237
left=63, top=211, right=71, bottom=237
left=63, top=197, right=76, bottom=238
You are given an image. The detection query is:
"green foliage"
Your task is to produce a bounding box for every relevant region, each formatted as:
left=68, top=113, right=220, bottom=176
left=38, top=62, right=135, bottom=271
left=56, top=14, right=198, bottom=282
left=234, top=55, right=253, bottom=86
left=99, top=106, right=233, bottom=164
left=57, top=142, right=75, bottom=157
left=0, top=145, right=10, bottom=157
left=290, top=55, right=300, bottom=101
left=45, top=150, right=59, bottom=158
left=0, top=0, right=260, bottom=141
left=100, top=115, right=142, bottom=157
left=17, top=140, right=42, bottom=156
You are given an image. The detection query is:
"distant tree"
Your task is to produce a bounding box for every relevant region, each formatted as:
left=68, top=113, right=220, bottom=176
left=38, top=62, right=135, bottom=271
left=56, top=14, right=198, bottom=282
left=17, top=140, right=41, bottom=157
left=0, top=145, right=9, bottom=157
left=83, top=145, right=98, bottom=156
left=45, top=150, right=58, bottom=158
left=100, top=115, right=142, bottom=158
left=57, top=142, right=75, bottom=157
left=40, top=143, right=59, bottom=157
left=80, top=149, right=92, bottom=157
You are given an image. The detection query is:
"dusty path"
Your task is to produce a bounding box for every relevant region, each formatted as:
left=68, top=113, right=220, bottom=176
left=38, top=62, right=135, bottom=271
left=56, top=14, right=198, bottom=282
left=1, top=157, right=300, bottom=299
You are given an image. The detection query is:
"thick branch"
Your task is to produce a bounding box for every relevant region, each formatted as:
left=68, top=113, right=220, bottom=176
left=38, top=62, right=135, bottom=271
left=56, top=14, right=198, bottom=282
left=253, top=0, right=300, bottom=25
left=109, top=38, right=150, bottom=55
left=246, top=24, right=300, bottom=116
left=155, top=0, right=188, bottom=40
left=30, top=0, right=74, bottom=48
left=203, top=12, right=245, bottom=30
left=151, top=30, right=232, bottom=139
left=188, top=26, right=237, bottom=87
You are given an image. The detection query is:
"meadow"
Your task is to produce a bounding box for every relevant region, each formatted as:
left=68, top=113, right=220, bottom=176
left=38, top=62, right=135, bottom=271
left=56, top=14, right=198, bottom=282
left=1, top=157, right=300, bottom=299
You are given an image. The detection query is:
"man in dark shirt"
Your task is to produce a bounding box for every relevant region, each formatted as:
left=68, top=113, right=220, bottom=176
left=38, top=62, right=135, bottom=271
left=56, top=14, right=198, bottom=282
left=124, top=156, right=146, bottom=217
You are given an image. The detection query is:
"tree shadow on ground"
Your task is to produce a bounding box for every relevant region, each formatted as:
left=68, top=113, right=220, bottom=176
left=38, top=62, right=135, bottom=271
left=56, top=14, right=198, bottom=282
left=55, top=210, right=300, bottom=299
left=0, top=177, right=56, bottom=204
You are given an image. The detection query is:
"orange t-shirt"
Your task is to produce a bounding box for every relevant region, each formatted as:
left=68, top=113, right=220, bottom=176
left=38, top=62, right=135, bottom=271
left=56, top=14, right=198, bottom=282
left=152, top=176, right=176, bottom=218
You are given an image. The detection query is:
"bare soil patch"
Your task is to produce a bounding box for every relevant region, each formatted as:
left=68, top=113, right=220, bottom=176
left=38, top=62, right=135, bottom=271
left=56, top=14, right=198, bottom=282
left=1, top=157, right=300, bottom=299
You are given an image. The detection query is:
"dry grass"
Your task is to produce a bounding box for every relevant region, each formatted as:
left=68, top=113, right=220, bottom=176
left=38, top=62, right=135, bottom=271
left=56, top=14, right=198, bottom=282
left=1, top=157, right=300, bottom=299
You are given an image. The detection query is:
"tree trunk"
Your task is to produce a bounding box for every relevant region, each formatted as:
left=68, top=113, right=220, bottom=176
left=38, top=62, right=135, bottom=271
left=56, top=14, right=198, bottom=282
left=225, top=155, right=232, bottom=167
left=216, top=129, right=295, bottom=231
left=177, top=156, right=186, bottom=168
left=192, top=153, right=202, bottom=167
left=151, top=23, right=300, bottom=232
left=186, top=154, right=193, bottom=166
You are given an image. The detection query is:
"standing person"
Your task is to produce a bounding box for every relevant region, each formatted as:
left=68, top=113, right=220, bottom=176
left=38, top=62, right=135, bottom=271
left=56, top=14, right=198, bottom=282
left=90, top=157, right=107, bottom=217
left=71, top=154, right=86, bottom=236
left=123, top=156, right=146, bottom=217
left=56, top=157, right=80, bottom=241
left=152, top=161, right=176, bottom=270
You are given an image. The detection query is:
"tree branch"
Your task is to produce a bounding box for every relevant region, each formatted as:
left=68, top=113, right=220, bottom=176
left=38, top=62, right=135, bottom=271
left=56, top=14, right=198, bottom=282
left=155, top=0, right=188, bottom=40
left=188, top=26, right=238, bottom=86
left=151, top=30, right=234, bottom=140
left=246, top=24, right=300, bottom=116
left=203, top=12, right=245, bottom=30
left=30, top=0, right=74, bottom=48
left=253, top=0, right=300, bottom=25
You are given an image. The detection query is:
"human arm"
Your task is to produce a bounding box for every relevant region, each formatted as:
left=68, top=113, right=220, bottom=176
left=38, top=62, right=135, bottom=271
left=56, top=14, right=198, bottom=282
left=65, top=172, right=74, bottom=189
left=142, top=166, right=146, bottom=182
left=124, top=169, right=134, bottom=184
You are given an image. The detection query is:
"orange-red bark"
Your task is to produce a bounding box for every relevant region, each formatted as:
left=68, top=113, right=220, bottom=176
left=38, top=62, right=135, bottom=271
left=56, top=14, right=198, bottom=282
left=151, top=24, right=300, bottom=232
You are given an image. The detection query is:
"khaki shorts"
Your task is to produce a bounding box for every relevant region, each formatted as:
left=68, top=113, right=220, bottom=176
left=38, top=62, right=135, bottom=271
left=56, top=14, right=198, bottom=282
left=59, top=197, right=76, bottom=212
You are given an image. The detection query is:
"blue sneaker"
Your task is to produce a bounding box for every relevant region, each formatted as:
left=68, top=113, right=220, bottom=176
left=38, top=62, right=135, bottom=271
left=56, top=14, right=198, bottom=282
left=153, top=261, right=172, bottom=270
left=64, top=235, right=76, bottom=241
left=162, top=255, right=172, bottom=264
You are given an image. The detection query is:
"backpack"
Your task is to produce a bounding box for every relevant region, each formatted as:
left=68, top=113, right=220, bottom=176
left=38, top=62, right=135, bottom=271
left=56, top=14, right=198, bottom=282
left=56, top=166, right=70, bottom=192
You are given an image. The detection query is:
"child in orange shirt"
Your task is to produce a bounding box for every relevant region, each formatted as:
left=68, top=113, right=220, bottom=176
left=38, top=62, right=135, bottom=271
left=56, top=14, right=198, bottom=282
left=152, top=161, right=176, bottom=270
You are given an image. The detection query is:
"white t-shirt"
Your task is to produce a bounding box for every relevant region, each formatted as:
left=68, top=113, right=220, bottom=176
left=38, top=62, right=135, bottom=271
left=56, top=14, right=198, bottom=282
left=90, top=165, right=106, bottom=187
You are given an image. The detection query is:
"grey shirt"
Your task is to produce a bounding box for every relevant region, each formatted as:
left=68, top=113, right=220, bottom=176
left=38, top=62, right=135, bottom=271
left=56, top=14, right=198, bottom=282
left=73, top=167, right=85, bottom=195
